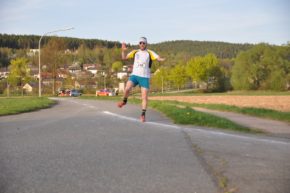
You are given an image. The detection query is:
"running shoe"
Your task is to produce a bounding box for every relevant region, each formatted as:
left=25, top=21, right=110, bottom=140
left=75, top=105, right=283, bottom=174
left=117, top=101, right=126, bottom=108
left=140, top=114, right=146, bottom=122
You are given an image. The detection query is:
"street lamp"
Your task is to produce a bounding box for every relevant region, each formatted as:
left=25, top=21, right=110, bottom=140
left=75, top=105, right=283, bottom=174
left=38, top=27, right=74, bottom=97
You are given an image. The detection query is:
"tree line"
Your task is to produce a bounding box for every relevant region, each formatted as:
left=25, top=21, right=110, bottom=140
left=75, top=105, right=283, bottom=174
left=150, top=40, right=253, bottom=59
left=151, top=43, right=289, bottom=92
left=0, top=34, right=120, bottom=50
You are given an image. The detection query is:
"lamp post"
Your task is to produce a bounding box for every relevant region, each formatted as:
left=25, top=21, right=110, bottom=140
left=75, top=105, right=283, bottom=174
left=38, top=27, right=74, bottom=97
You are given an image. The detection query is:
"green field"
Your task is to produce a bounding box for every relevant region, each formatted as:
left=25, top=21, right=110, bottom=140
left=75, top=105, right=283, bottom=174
left=0, top=97, right=56, bottom=116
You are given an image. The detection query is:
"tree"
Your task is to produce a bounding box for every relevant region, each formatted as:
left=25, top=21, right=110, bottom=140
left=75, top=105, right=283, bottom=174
left=230, top=50, right=253, bottom=90
left=7, top=57, right=31, bottom=95
left=151, top=67, right=170, bottom=92
left=169, top=63, right=188, bottom=90
left=186, top=53, right=219, bottom=90
left=218, top=58, right=234, bottom=91
left=41, top=38, right=66, bottom=94
left=103, top=48, right=112, bottom=69
left=273, top=44, right=290, bottom=90
left=98, top=49, right=104, bottom=65
left=111, top=61, right=123, bottom=72
left=0, top=47, right=13, bottom=68
left=111, top=46, right=122, bottom=62
left=231, top=44, right=290, bottom=90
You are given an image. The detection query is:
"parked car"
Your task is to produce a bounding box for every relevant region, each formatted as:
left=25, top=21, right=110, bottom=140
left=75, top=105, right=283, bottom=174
left=96, top=89, right=115, bottom=96
left=70, top=89, right=82, bottom=97
left=58, top=89, right=71, bottom=96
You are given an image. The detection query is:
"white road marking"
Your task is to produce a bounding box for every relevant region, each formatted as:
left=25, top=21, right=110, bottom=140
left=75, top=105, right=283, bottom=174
left=56, top=98, right=97, bottom=109
left=103, top=110, right=179, bottom=129
left=186, top=128, right=290, bottom=145
left=103, top=111, right=140, bottom=123
left=103, top=111, right=290, bottom=146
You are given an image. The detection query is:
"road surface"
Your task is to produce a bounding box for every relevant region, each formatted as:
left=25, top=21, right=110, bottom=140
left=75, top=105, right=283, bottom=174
left=0, top=98, right=289, bottom=193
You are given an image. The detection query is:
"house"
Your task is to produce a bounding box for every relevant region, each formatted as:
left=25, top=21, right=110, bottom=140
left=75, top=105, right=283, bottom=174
left=41, top=72, right=53, bottom=79
left=74, top=80, right=97, bottom=89
left=57, top=69, right=69, bottom=78
left=27, top=49, right=39, bottom=57
left=23, top=83, right=33, bottom=92
left=33, top=73, right=40, bottom=79
left=22, top=82, right=38, bottom=93
left=87, top=67, right=98, bottom=75
left=42, top=78, right=63, bottom=86
left=0, top=70, right=9, bottom=79
left=83, top=64, right=97, bottom=70
left=75, top=70, right=93, bottom=79
left=83, top=64, right=103, bottom=76
left=122, top=65, right=129, bottom=71
left=28, top=65, right=39, bottom=79
left=68, top=65, right=81, bottom=74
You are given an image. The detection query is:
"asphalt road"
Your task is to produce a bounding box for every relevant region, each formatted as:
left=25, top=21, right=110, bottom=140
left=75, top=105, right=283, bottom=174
left=0, top=98, right=289, bottom=193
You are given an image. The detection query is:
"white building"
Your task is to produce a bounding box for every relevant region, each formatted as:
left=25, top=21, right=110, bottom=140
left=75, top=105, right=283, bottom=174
left=27, top=49, right=39, bottom=56
left=117, top=72, right=128, bottom=79
left=87, top=67, right=98, bottom=75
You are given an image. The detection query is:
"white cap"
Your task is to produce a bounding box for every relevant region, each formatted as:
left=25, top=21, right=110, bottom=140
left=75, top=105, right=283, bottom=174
left=139, top=37, right=147, bottom=44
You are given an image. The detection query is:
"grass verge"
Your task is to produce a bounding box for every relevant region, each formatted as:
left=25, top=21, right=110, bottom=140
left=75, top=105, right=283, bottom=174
left=149, top=101, right=257, bottom=133
left=0, top=97, right=56, bottom=116
left=80, top=96, right=257, bottom=133
left=194, top=103, right=290, bottom=123
left=164, top=100, right=290, bottom=123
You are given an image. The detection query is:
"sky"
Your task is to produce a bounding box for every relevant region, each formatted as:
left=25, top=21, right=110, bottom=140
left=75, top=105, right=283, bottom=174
left=0, top=0, right=289, bottom=45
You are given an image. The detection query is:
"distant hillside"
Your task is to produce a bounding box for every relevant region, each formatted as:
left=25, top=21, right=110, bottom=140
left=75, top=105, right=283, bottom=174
left=0, top=34, right=121, bottom=49
left=0, top=34, right=253, bottom=58
left=150, top=40, right=253, bottom=58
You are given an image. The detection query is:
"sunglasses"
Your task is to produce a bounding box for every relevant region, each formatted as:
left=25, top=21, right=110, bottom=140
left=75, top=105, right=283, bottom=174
left=139, top=42, right=146, bottom=45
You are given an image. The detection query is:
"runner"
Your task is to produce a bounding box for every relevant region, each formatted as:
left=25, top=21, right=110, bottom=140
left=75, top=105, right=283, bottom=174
left=117, top=37, right=165, bottom=122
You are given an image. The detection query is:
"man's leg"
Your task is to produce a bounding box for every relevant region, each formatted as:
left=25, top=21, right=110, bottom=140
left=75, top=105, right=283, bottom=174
left=140, top=87, right=148, bottom=122
left=118, top=81, right=134, bottom=108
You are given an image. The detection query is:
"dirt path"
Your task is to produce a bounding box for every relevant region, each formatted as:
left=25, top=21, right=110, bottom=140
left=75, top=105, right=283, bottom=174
left=150, top=96, right=290, bottom=112
left=193, top=107, right=290, bottom=138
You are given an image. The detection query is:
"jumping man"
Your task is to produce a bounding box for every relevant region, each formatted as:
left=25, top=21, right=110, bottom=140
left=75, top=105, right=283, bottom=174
left=117, top=37, right=165, bottom=122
